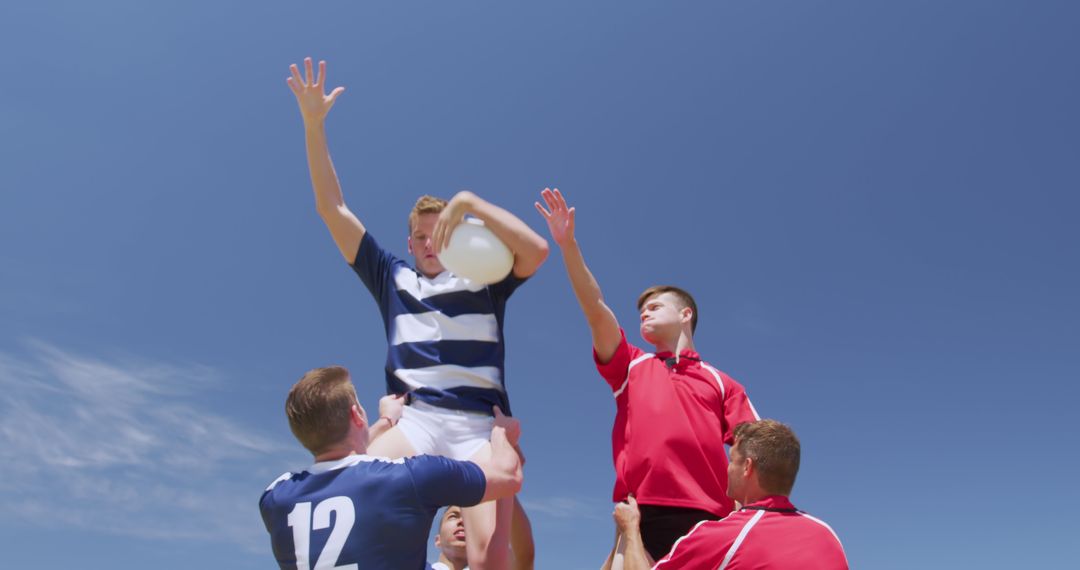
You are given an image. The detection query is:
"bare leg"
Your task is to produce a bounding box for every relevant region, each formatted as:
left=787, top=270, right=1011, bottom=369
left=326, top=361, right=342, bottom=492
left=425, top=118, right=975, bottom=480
left=365, top=425, right=418, bottom=459
left=510, top=496, right=535, bottom=570
left=463, top=442, right=514, bottom=570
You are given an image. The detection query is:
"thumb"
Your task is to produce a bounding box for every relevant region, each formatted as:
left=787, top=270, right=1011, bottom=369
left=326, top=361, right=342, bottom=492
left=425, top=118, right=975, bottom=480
left=492, top=405, right=505, bottom=418
left=627, top=494, right=637, bottom=507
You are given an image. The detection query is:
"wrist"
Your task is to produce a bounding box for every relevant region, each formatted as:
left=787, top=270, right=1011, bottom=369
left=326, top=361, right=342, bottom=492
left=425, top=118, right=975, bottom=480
left=377, top=415, right=397, bottom=427
left=303, top=117, right=326, bottom=132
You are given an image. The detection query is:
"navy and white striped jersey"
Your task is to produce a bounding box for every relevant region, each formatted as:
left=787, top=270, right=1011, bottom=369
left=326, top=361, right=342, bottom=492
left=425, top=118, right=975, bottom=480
left=351, top=232, right=526, bottom=415
left=260, top=454, right=486, bottom=570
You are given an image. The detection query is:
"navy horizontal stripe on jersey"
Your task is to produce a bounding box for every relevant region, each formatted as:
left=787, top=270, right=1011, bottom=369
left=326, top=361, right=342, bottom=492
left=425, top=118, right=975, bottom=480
left=350, top=232, right=524, bottom=414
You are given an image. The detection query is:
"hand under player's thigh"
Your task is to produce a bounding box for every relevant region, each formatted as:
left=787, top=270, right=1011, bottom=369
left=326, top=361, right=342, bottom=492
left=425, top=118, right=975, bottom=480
left=462, top=441, right=515, bottom=570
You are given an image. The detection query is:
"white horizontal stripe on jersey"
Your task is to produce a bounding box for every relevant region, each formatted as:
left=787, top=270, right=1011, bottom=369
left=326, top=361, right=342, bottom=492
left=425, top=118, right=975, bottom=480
left=394, top=267, right=485, bottom=300
left=391, top=311, right=499, bottom=346
left=718, top=510, right=765, bottom=570
left=394, top=364, right=504, bottom=391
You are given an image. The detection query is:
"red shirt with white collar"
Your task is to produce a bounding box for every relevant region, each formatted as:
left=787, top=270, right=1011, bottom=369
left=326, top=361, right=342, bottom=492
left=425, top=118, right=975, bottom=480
left=653, top=496, right=848, bottom=570
left=594, top=330, right=760, bottom=517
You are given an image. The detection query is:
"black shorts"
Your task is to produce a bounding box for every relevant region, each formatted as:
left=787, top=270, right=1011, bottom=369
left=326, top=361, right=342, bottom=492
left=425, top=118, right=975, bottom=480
left=638, top=504, right=717, bottom=561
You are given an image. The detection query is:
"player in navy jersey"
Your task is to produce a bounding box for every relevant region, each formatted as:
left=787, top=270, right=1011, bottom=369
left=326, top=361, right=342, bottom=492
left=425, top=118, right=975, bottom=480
left=286, top=57, right=548, bottom=569
left=260, top=366, right=523, bottom=570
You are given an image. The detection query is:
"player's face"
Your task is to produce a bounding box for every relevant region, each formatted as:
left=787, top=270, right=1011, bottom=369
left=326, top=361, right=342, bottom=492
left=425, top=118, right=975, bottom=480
left=639, top=292, right=689, bottom=345
left=727, top=444, right=747, bottom=500
left=435, top=506, right=467, bottom=555
left=408, top=213, right=446, bottom=278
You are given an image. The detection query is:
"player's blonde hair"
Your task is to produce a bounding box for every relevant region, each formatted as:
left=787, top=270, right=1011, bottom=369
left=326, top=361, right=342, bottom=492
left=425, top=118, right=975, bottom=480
left=408, top=195, right=448, bottom=233
left=285, top=366, right=359, bottom=455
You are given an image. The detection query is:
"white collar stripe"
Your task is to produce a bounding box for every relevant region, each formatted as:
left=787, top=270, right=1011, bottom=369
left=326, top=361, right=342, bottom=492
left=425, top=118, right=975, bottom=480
left=613, top=353, right=654, bottom=399
left=797, top=512, right=846, bottom=552
left=718, top=509, right=765, bottom=570
left=701, top=364, right=726, bottom=399
left=653, top=519, right=711, bottom=568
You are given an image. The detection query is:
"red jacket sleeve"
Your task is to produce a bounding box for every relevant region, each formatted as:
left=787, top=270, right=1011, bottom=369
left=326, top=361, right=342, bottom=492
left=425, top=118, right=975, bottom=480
left=718, top=372, right=760, bottom=446
left=593, top=329, right=644, bottom=393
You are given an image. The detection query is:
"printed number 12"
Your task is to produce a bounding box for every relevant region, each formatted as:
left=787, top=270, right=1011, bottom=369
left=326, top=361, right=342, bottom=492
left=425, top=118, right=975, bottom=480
left=287, top=496, right=358, bottom=570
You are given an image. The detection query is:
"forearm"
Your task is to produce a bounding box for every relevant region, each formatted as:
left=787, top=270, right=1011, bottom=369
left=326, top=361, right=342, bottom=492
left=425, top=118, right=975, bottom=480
left=459, top=192, right=549, bottom=275
left=620, top=529, right=654, bottom=570
left=366, top=416, right=394, bottom=442
left=559, top=239, right=621, bottom=351
left=304, top=121, right=346, bottom=215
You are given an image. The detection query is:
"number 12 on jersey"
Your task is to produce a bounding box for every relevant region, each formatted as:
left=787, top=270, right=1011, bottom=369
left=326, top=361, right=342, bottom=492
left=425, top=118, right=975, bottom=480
left=287, top=496, right=358, bottom=570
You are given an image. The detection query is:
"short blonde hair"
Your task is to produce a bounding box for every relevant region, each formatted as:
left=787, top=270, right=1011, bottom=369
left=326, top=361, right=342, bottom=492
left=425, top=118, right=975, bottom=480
left=408, top=195, right=448, bottom=233
left=285, top=366, right=358, bottom=455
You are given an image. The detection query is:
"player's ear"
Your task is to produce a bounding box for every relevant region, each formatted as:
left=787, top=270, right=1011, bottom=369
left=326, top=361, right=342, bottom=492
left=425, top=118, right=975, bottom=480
left=350, top=404, right=367, bottom=428
left=680, top=306, right=693, bottom=326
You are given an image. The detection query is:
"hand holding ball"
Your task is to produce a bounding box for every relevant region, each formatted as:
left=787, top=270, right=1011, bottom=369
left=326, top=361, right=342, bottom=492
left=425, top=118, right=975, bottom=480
left=437, top=219, right=514, bottom=285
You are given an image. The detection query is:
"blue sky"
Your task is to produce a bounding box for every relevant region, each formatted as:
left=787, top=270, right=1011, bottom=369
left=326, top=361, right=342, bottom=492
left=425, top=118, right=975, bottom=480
left=1, top=1, right=1078, bottom=568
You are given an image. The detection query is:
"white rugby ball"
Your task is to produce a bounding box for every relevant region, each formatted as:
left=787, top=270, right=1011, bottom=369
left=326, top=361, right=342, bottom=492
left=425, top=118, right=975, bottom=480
left=437, top=218, right=514, bottom=285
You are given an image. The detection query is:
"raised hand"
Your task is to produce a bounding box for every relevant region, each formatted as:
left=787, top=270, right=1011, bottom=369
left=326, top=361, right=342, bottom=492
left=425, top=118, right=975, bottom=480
left=286, top=57, right=345, bottom=125
left=613, top=495, right=642, bottom=534
left=377, top=394, right=406, bottom=425
left=534, top=188, right=575, bottom=247
left=432, top=190, right=475, bottom=254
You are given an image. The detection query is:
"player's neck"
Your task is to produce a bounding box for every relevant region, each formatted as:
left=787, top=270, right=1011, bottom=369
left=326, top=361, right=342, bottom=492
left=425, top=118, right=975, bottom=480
left=438, top=553, right=468, bottom=570
left=313, top=447, right=363, bottom=463
left=653, top=331, right=695, bottom=357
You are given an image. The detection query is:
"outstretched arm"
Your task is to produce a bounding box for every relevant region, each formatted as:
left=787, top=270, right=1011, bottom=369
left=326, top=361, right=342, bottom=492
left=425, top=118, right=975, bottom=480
left=287, top=57, right=365, bottom=262
left=535, top=188, right=622, bottom=363
left=432, top=191, right=550, bottom=278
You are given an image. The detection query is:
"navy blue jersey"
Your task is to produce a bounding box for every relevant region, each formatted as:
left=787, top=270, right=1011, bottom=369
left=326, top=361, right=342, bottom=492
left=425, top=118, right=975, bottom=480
left=351, top=232, right=526, bottom=415
left=260, top=454, right=485, bottom=570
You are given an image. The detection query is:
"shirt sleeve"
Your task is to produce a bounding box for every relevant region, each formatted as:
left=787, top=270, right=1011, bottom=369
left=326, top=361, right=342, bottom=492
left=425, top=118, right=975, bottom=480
left=593, top=329, right=644, bottom=392
left=719, top=373, right=761, bottom=446
left=487, top=270, right=529, bottom=301
left=349, top=231, right=405, bottom=308
left=407, top=455, right=487, bottom=509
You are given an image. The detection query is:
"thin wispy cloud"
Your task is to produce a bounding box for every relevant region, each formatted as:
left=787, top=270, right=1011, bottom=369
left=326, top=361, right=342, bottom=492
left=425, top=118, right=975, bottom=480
left=0, top=340, right=297, bottom=550
left=521, top=496, right=607, bottom=521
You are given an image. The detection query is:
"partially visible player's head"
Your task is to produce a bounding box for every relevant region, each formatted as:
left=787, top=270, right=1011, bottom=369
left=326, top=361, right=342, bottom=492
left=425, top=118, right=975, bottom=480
left=286, top=366, right=368, bottom=456
left=433, top=506, right=468, bottom=566
left=727, top=420, right=801, bottom=502
left=408, top=195, right=449, bottom=278
left=636, top=285, right=698, bottom=346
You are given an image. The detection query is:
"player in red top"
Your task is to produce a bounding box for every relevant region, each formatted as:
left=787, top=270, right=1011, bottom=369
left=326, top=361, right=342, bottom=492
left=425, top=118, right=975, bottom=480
left=536, top=189, right=761, bottom=561
left=611, top=420, right=848, bottom=570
